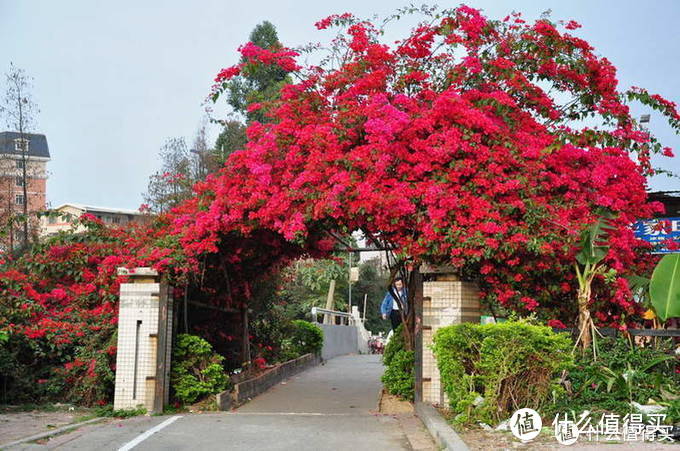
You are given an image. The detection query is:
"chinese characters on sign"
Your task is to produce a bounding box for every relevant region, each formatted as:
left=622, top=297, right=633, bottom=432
left=510, top=408, right=542, bottom=441
left=508, top=409, right=675, bottom=445
left=552, top=412, right=674, bottom=445
left=634, top=217, right=680, bottom=253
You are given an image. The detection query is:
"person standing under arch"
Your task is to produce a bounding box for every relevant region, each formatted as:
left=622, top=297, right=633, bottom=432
left=381, top=277, right=407, bottom=331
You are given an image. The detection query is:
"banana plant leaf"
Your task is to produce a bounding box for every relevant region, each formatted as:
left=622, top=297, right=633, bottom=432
left=576, top=213, right=615, bottom=266
left=650, top=254, right=680, bottom=322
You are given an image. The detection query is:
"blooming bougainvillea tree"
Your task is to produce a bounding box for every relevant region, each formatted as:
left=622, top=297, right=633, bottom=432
left=0, top=214, right=181, bottom=404
left=178, top=5, right=679, bottom=347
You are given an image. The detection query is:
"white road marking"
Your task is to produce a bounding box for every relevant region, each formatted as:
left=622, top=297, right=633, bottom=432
left=117, top=415, right=182, bottom=451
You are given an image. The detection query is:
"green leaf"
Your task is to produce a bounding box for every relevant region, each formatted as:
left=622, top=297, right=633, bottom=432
left=650, top=254, right=680, bottom=322
left=661, top=385, right=680, bottom=401
left=627, top=274, right=650, bottom=293
left=639, top=354, right=675, bottom=373
left=576, top=213, right=615, bottom=266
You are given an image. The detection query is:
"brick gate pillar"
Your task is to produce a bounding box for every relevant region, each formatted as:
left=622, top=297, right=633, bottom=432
left=418, top=265, right=480, bottom=406
left=113, top=268, right=173, bottom=414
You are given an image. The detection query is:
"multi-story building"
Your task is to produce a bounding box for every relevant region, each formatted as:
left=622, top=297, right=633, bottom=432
left=0, top=131, right=50, bottom=246
left=41, top=203, right=145, bottom=236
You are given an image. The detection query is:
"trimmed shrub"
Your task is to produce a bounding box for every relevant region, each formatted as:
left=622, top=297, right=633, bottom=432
left=280, top=320, right=323, bottom=360
left=383, top=324, right=406, bottom=367
left=170, top=334, right=229, bottom=404
left=433, top=320, right=573, bottom=424
left=381, top=325, right=414, bottom=401
left=382, top=350, right=415, bottom=401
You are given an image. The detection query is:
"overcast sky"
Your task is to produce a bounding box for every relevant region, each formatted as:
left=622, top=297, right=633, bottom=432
left=1, top=0, right=678, bottom=210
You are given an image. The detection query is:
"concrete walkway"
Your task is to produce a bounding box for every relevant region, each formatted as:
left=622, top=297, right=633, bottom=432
left=9, top=355, right=429, bottom=450
left=237, top=353, right=385, bottom=415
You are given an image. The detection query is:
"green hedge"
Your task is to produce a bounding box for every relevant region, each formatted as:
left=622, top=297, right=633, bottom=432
left=381, top=325, right=414, bottom=401
left=432, top=320, right=573, bottom=424
left=281, top=320, right=323, bottom=361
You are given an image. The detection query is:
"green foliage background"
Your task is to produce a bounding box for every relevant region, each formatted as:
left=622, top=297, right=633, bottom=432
left=170, top=334, right=230, bottom=404
left=547, top=336, right=680, bottom=419
left=280, top=320, right=323, bottom=361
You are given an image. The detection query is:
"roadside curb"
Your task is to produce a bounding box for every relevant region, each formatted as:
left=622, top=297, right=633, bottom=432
left=414, top=402, right=469, bottom=451
left=0, top=417, right=106, bottom=449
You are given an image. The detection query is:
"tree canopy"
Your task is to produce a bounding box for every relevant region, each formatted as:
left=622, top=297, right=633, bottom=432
left=180, top=5, right=678, bottom=323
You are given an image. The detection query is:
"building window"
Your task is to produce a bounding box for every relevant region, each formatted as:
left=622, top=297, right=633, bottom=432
left=14, top=138, right=29, bottom=153
left=16, top=160, right=25, bottom=170
left=111, top=216, right=121, bottom=224
left=15, top=194, right=25, bottom=206
left=15, top=176, right=23, bottom=187
left=48, top=215, right=57, bottom=224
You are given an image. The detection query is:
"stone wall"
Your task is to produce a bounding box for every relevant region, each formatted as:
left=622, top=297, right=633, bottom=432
left=351, top=306, right=370, bottom=354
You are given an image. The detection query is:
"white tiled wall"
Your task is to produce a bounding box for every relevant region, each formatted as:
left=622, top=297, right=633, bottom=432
left=422, top=281, right=480, bottom=405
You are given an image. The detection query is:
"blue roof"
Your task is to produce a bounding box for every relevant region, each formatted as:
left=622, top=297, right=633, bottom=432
left=0, top=132, right=50, bottom=158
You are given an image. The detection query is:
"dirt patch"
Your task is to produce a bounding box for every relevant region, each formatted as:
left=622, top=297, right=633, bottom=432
left=458, top=427, right=678, bottom=450
left=456, top=423, right=676, bottom=450
left=379, top=390, right=414, bottom=414
left=0, top=406, right=94, bottom=445
left=376, top=391, right=435, bottom=450
left=439, top=407, right=676, bottom=450
left=457, top=426, right=560, bottom=450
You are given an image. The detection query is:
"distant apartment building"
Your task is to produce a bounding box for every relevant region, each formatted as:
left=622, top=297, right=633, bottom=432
left=0, top=132, right=50, bottom=245
left=41, top=203, right=145, bottom=236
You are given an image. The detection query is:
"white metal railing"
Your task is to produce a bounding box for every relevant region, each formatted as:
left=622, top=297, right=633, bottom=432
left=310, top=307, right=354, bottom=325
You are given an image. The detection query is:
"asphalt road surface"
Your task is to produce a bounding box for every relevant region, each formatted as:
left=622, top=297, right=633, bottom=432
left=10, top=355, right=420, bottom=451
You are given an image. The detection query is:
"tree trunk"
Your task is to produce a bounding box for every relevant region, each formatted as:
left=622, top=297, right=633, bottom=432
left=19, top=100, right=28, bottom=248
left=577, top=286, right=592, bottom=351
left=241, top=304, right=250, bottom=364
left=397, top=266, right=421, bottom=351
left=21, top=149, right=27, bottom=247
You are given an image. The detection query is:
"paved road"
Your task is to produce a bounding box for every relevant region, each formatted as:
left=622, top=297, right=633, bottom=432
left=12, top=355, right=424, bottom=450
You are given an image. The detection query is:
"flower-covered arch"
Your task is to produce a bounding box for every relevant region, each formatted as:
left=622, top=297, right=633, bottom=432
left=173, top=5, right=678, bottom=324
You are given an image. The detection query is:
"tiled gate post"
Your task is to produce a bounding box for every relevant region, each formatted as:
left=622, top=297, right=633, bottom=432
left=419, top=265, right=480, bottom=406
left=113, top=268, right=173, bottom=414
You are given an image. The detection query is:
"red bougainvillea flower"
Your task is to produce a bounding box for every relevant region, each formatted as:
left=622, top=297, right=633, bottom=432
left=547, top=320, right=568, bottom=329
left=183, top=5, right=678, bottom=321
